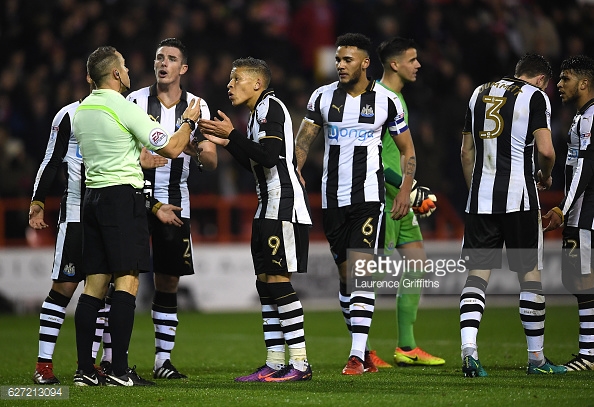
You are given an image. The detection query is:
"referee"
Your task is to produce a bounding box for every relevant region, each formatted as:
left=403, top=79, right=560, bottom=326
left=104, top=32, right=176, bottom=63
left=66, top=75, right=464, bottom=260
left=72, top=46, right=201, bottom=387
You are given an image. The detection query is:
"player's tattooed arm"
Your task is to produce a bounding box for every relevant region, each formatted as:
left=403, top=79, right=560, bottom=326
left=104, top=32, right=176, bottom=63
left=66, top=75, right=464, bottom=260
left=295, top=119, right=320, bottom=172
left=404, top=156, right=416, bottom=178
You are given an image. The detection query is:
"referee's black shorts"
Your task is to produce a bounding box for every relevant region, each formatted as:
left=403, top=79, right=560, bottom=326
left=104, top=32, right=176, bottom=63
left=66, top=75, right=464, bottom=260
left=462, top=210, right=541, bottom=273
left=82, top=185, right=151, bottom=275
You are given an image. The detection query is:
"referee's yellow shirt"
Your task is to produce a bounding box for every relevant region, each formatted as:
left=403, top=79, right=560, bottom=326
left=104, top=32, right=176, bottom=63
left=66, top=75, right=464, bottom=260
left=73, top=88, right=170, bottom=189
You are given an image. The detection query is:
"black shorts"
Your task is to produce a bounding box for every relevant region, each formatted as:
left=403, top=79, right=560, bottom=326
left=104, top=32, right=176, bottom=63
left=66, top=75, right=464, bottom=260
left=82, top=185, right=151, bottom=275
left=251, top=218, right=310, bottom=275
left=51, top=222, right=85, bottom=283
left=323, top=202, right=384, bottom=265
left=149, top=215, right=194, bottom=276
left=462, top=210, right=542, bottom=273
left=563, top=227, right=594, bottom=276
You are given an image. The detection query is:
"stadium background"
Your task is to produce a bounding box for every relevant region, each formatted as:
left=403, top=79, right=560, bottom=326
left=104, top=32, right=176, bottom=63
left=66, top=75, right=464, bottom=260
left=0, top=0, right=592, bottom=311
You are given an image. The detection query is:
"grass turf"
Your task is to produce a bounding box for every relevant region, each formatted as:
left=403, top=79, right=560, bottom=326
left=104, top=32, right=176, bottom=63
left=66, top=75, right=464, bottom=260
left=1, top=303, right=593, bottom=406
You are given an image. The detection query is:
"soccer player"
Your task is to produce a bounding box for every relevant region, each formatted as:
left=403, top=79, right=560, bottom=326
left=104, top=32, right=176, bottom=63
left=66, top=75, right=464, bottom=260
left=198, top=57, right=313, bottom=382
left=126, top=38, right=217, bottom=380
left=72, top=46, right=201, bottom=386
left=542, top=55, right=594, bottom=371
left=460, top=53, right=566, bottom=376
left=29, top=80, right=168, bottom=385
left=294, top=33, right=416, bottom=375
left=367, top=37, right=444, bottom=368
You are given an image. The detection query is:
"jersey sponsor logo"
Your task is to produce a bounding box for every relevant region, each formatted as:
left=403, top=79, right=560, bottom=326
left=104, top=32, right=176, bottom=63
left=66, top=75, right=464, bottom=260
left=331, top=104, right=344, bottom=113
left=148, top=114, right=160, bottom=122
left=76, top=145, right=83, bottom=158
left=328, top=124, right=373, bottom=141
left=149, top=128, right=168, bottom=147
left=63, top=263, right=76, bottom=277
left=360, top=104, right=374, bottom=118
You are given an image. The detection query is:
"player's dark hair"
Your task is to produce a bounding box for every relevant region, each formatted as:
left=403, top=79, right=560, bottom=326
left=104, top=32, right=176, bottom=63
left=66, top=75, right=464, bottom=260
left=232, top=57, right=272, bottom=88
left=515, top=53, right=553, bottom=82
left=87, top=46, right=119, bottom=87
left=158, top=38, right=188, bottom=64
left=560, top=55, right=594, bottom=84
left=336, top=33, right=372, bottom=57
left=376, top=37, right=418, bottom=65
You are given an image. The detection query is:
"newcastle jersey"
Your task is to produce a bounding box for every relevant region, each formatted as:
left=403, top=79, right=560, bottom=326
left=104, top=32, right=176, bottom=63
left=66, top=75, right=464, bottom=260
left=559, top=98, right=594, bottom=229
left=127, top=85, right=210, bottom=219
left=463, top=77, right=551, bottom=214
left=32, top=100, right=84, bottom=223
left=305, top=80, right=407, bottom=209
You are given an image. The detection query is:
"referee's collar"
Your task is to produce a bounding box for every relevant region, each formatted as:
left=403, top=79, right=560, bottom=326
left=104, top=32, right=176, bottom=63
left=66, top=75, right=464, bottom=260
left=337, top=77, right=375, bottom=92
left=148, top=84, right=188, bottom=101
left=255, top=88, right=275, bottom=105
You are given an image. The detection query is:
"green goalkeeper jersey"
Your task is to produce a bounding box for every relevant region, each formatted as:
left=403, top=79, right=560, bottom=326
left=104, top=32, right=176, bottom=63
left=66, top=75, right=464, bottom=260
left=377, top=81, right=409, bottom=213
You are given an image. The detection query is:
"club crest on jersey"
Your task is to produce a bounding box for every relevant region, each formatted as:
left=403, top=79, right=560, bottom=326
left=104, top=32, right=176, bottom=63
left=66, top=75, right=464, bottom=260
left=63, top=263, right=75, bottom=277
left=149, top=128, right=168, bottom=147
left=360, top=105, right=374, bottom=118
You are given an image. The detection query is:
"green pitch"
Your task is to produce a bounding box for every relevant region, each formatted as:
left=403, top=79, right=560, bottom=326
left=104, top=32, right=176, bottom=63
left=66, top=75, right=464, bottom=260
left=1, top=302, right=592, bottom=406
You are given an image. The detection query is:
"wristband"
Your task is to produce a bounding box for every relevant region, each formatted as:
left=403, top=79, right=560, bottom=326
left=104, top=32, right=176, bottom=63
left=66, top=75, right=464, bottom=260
left=30, top=200, right=45, bottom=210
left=151, top=201, right=163, bottom=215
left=181, top=118, right=196, bottom=131
left=551, top=206, right=564, bottom=224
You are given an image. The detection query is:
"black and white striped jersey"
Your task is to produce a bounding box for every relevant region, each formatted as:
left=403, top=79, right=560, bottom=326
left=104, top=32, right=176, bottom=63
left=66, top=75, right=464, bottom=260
left=127, top=85, right=210, bottom=219
left=559, top=98, right=594, bottom=229
left=305, top=80, right=408, bottom=209
left=243, top=89, right=312, bottom=224
left=463, top=77, right=551, bottom=214
left=31, top=100, right=84, bottom=223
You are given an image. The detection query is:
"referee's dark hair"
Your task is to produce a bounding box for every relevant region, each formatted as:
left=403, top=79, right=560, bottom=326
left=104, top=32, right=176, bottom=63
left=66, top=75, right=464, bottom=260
left=336, top=33, right=373, bottom=57
left=87, top=46, right=119, bottom=88
left=515, top=53, right=553, bottom=82
left=158, top=38, right=188, bottom=64
left=376, top=37, right=418, bottom=65
left=560, top=55, right=594, bottom=85
left=232, top=57, right=271, bottom=88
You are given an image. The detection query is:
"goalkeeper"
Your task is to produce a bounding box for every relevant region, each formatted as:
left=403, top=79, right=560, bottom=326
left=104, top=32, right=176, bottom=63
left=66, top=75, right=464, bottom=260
left=367, top=37, right=445, bottom=368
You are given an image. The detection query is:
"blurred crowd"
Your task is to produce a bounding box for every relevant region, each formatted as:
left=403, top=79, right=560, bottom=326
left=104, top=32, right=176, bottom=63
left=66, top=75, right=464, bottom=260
left=2, top=0, right=594, bottom=214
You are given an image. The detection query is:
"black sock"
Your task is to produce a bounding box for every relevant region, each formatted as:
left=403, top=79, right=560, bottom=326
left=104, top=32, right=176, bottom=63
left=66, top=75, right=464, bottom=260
left=110, top=291, right=136, bottom=376
left=75, top=294, right=103, bottom=373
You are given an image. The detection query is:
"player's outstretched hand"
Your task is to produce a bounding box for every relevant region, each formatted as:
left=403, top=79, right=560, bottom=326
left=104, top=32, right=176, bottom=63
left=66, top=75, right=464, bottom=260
left=155, top=204, right=183, bottom=227
left=140, top=147, right=167, bottom=169
left=198, top=110, right=234, bottom=139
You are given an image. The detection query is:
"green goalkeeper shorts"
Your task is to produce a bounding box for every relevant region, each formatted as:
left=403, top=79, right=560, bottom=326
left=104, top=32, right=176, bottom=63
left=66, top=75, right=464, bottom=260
left=384, top=209, right=423, bottom=254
